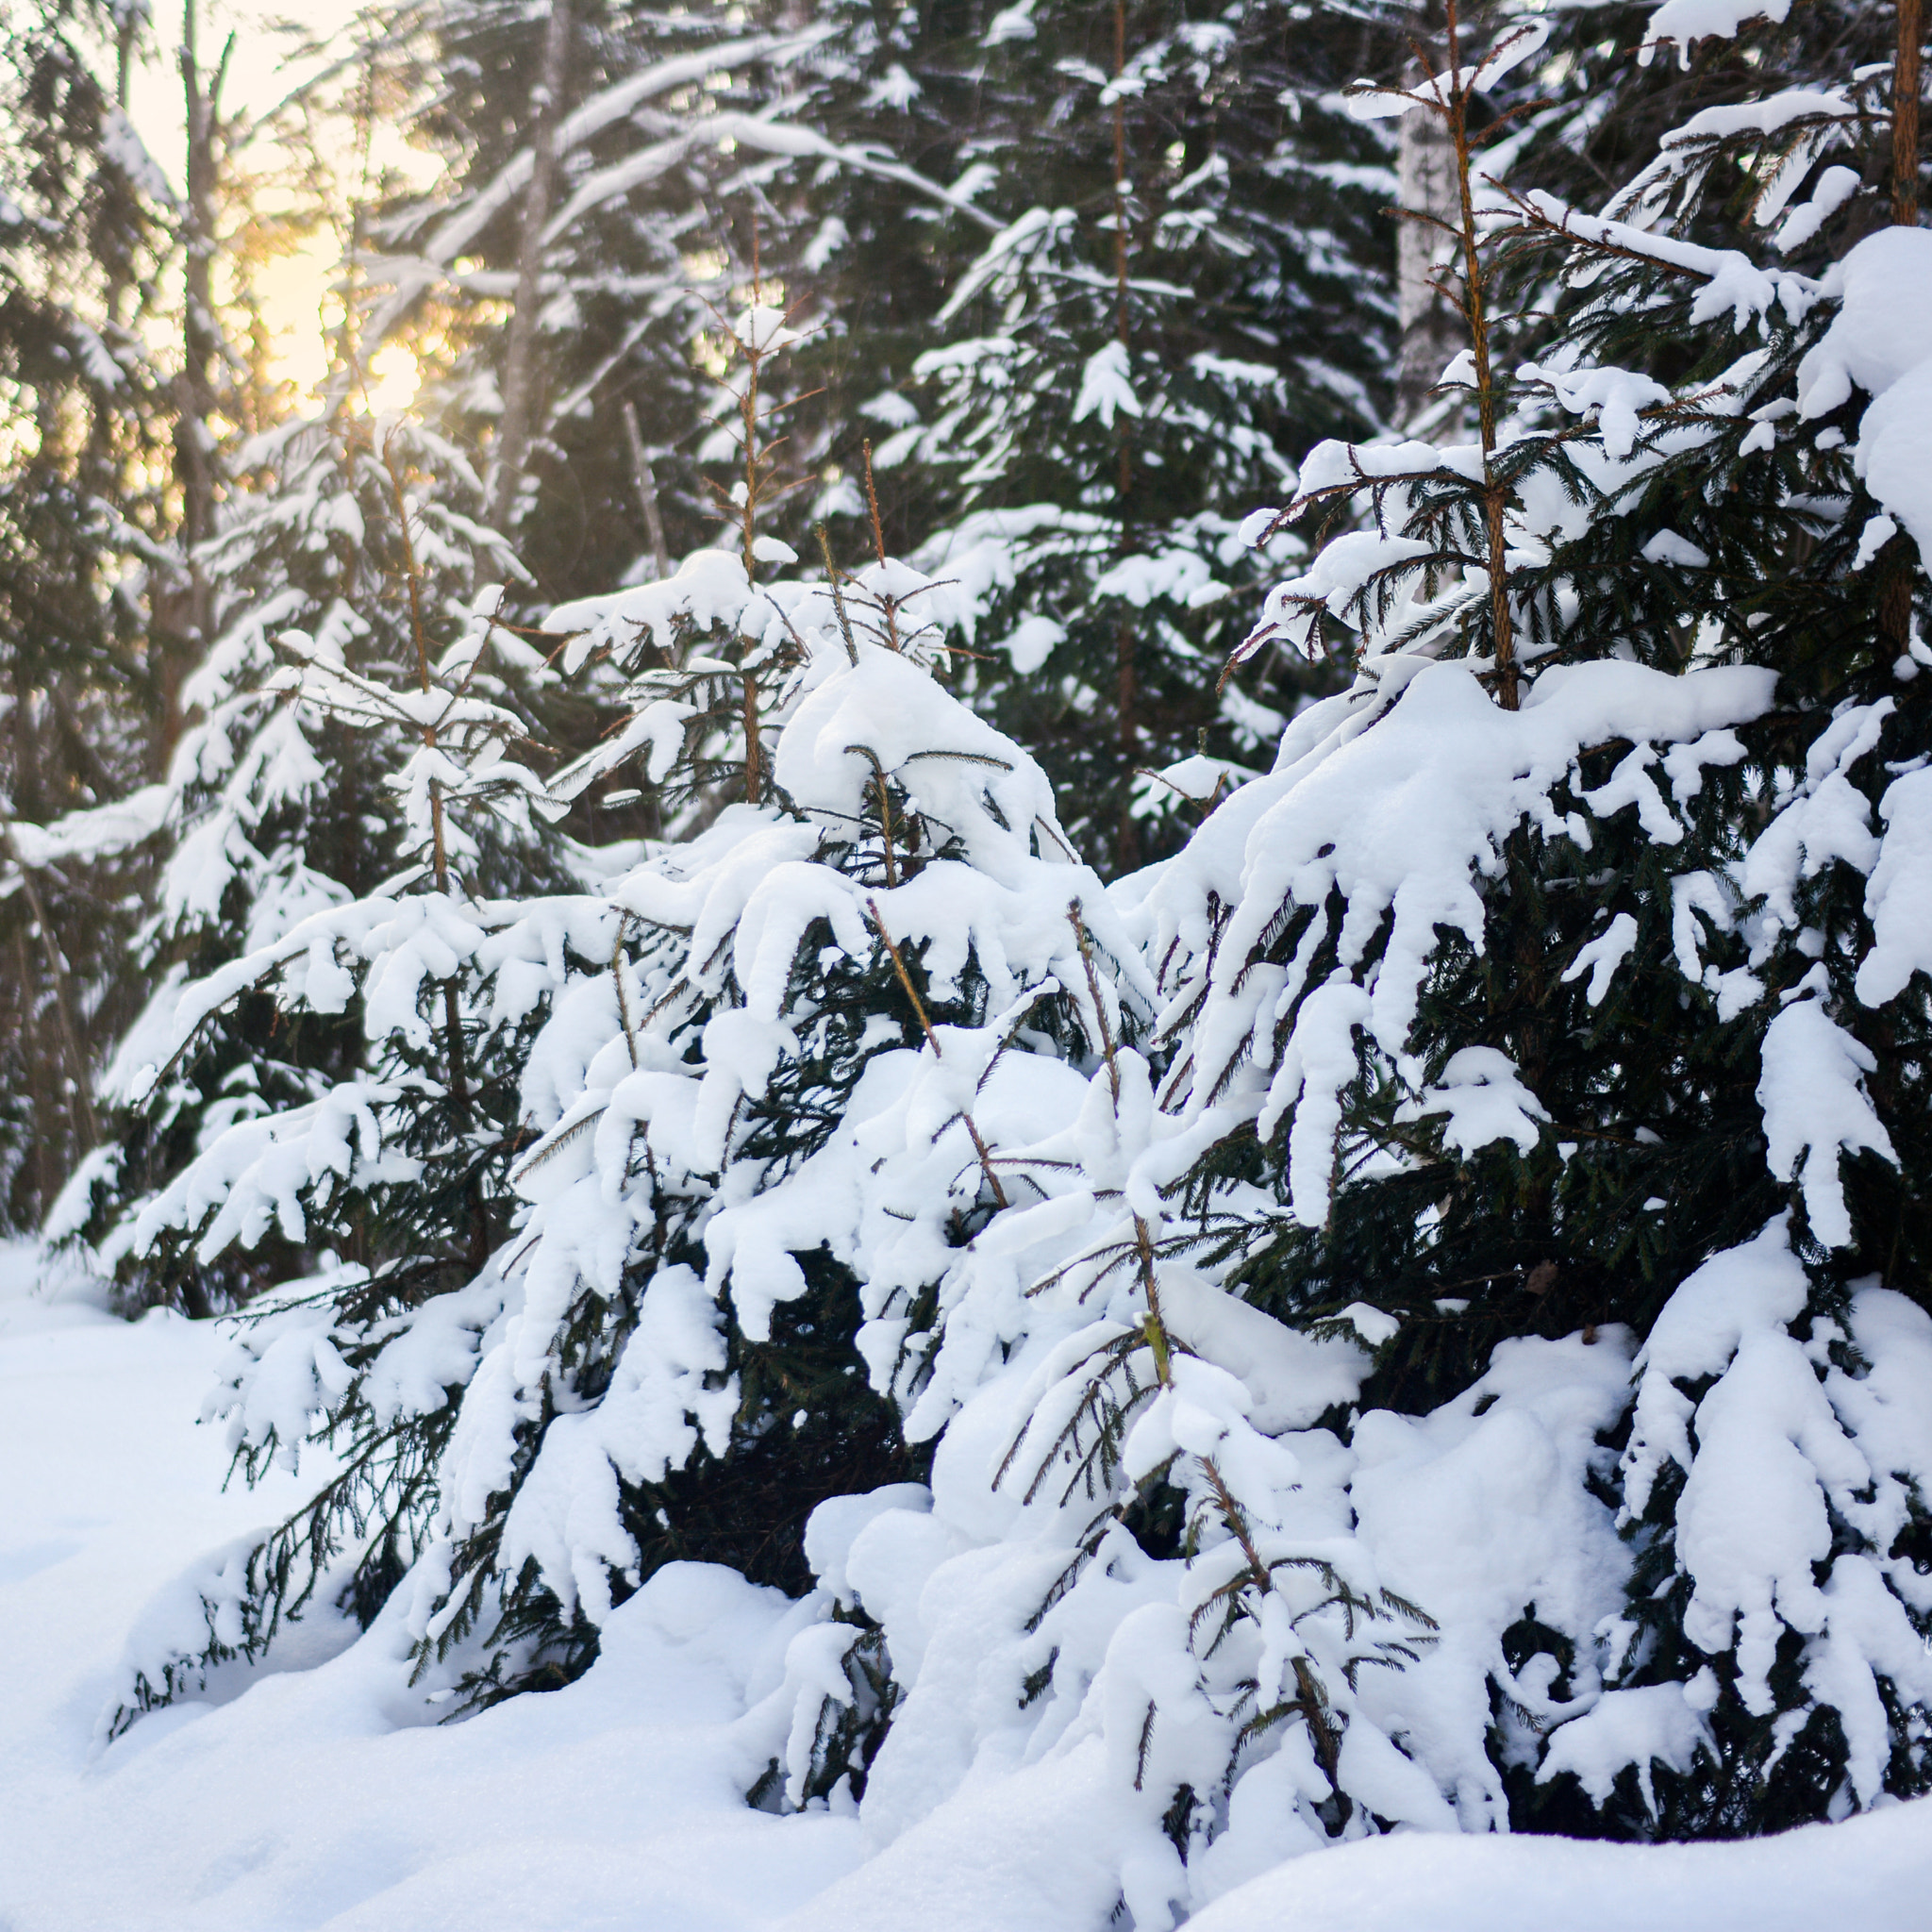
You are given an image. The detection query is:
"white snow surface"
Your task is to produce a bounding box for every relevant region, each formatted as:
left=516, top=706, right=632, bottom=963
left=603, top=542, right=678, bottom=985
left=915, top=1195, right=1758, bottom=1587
left=1798, top=228, right=1932, bottom=553
left=1181, top=1805, right=1927, bottom=1932
left=0, top=1244, right=866, bottom=1932
left=7, top=1244, right=1932, bottom=1930
left=1641, top=0, right=1791, bottom=65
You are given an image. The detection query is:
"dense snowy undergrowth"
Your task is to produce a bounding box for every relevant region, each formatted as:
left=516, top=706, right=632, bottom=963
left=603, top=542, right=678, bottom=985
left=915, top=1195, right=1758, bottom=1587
left=16, top=4, right=1932, bottom=1917
left=2, top=1244, right=1928, bottom=1932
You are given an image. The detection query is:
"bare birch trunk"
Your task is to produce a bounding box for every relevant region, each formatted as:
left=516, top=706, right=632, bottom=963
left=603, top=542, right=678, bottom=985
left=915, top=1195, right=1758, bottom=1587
left=1395, top=5, right=1462, bottom=431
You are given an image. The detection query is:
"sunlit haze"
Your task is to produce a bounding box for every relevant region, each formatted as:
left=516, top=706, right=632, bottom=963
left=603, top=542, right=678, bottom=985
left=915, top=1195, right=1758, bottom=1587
left=124, top=0, right=441, bottom=400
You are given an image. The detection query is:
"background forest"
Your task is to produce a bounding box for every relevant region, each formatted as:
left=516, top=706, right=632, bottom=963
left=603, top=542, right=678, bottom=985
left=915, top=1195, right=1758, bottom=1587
left=5, top=0, right=1932, bottom=1920
left=2, top=0, right=1407, bottom=1228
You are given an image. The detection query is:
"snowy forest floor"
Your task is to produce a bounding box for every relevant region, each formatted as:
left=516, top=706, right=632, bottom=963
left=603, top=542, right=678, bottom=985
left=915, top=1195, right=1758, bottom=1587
left=2, top=1247, right=1928, bottom=1932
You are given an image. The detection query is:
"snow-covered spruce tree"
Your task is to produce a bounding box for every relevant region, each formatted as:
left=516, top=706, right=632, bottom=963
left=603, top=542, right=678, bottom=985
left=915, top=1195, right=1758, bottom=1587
left=1388, top=0, right=1907, bottom=447
left=52, top=406, right=560, bottom=1315
left=798, top=885, right=1463, bottom=1916
left=441, top=529, right=1148, bottom=1759
left=882, top=0, right=1400, bottom=873
left=99, top=312, right=1141, bottom=1804
left=1508, top=0, right=1932, bottom=1837
left=1132, top=0, right=1932, bottom=1848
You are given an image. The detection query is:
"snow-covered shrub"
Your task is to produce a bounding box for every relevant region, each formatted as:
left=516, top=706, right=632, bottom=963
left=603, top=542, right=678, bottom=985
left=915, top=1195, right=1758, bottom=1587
left=428, top=530, right=1151, bottom=1731
left=95, top=312, right=1141, bottom=1764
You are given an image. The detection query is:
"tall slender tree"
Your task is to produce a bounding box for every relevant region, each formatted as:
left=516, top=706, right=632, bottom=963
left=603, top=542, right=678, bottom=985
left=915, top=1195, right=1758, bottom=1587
left=0, top=1, right=178, bottom=1219
left=56, top=401, right=559, bottom=1314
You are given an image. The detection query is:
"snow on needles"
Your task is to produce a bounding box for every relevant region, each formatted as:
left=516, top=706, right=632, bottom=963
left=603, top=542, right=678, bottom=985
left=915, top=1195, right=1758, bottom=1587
left=1150, top=658, right=1774, bottom=1225
left=1799, top=227, right=1932, bottom=554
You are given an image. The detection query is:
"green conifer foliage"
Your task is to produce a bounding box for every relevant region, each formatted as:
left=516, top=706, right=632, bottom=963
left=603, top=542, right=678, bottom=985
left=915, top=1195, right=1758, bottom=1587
left=1149, top=0, right=1932, bottom=1839
left=54, top=406, right=562, bottom=1316
left=399, top=315, right=1140, bottom=1755
left=883, top=0, right=1400, bottom=873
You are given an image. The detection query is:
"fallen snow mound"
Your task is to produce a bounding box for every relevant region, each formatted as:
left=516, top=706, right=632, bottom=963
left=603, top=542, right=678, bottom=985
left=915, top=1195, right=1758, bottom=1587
left=1, top=1249, right=1926, bottom=1931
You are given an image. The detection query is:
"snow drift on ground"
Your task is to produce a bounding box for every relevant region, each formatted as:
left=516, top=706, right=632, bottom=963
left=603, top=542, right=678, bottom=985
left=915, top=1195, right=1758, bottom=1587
left=3, top=1245, right=1929, bottom=1930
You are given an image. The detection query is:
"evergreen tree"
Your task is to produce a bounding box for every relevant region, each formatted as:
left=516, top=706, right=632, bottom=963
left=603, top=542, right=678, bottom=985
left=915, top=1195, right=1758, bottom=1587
left=94, top=427, right=579, bottom=1721
left=1142, top=0, right=1932, bottom=1842
left=742, top=0, right=1009, bottom=558
left=98, top=318, right=1135, bottom=1808
left=52, top=402, right=558, bottom=1314
left=883, top=0, right=1401, bottom=872
left=352, top=0, right=1415, bottom=872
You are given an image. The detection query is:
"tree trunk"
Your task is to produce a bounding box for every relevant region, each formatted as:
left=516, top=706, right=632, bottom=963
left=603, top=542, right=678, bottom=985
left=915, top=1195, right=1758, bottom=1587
left=1896, top=0, right=1923, bottom=227
left=622, top=400, right=672, bottom=580
left=1395, top=5, right=1462, bottom=431
left=488, top=0, right=575, bottom=534
left=163, top=0, right=228, bottom=771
